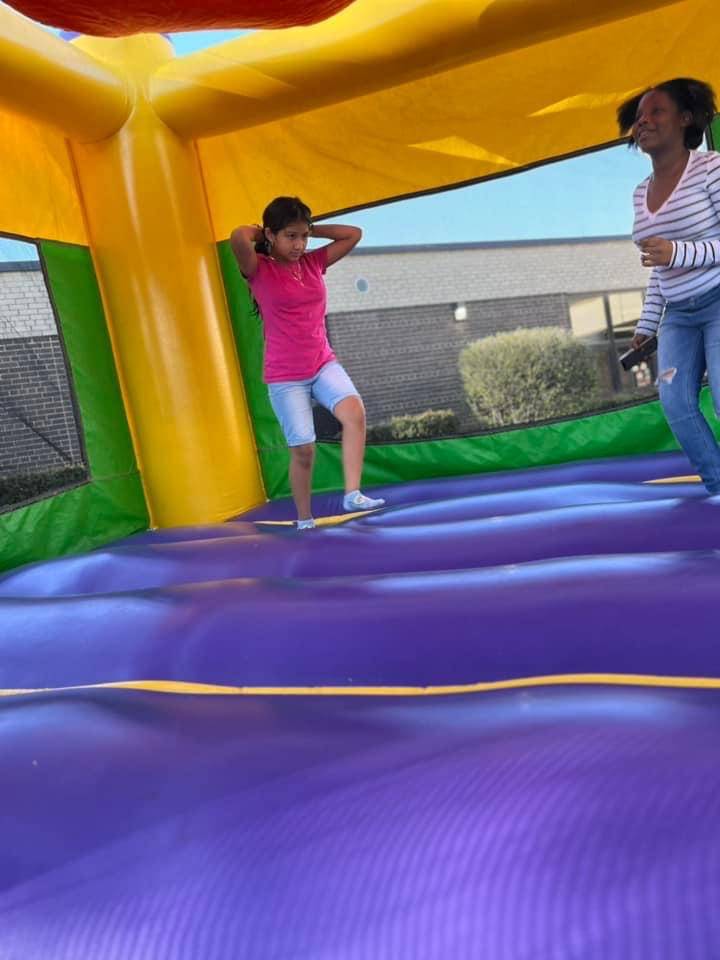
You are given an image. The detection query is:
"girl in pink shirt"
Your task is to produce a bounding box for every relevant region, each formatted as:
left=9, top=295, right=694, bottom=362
left=231, top=196, right=385, bottom=529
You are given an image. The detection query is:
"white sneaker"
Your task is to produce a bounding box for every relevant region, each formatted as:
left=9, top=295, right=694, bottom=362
left=343, top=491, right=386, bottom=512
left=297, top=518, right=316, bottom=531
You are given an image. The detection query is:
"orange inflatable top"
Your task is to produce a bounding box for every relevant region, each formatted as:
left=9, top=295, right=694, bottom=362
left=2, top=0, right=357, bottom=36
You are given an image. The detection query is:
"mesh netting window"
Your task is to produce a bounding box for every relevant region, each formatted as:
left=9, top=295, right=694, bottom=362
left=317, top=144, right=659, bottom=443
left=0, top=236, right=87, bottom=510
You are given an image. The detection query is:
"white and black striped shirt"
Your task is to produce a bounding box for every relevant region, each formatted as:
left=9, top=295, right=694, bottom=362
left=633, top=150, right=720, bottom=335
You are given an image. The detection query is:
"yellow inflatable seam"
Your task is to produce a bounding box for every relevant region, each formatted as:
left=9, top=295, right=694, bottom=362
left=2, top=673, right=720, bottom=699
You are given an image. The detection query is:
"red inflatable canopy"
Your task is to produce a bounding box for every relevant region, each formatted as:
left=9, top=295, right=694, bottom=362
left=5, top=0, right=357, bottom=36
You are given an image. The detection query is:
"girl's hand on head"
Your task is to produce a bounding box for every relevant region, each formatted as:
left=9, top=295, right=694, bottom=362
left=639, top=237, right=673, bottom=267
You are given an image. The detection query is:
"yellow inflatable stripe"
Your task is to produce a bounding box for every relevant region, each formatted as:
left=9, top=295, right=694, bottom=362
left=644, top=475, right=701, bottom=485
left=2, top=673, right=720, bottom=699
left=256, top=509, right=378, bottom=527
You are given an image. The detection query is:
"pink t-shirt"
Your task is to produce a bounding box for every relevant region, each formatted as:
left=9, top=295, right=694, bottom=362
left=247, top=246, right=335, bottom=383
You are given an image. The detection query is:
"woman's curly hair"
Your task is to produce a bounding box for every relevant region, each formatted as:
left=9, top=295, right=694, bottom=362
left=617, top=77, right=717, bottom=149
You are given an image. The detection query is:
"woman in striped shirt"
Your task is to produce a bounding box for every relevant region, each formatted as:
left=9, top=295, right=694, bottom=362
left=618, top=78, right=720, bottom=494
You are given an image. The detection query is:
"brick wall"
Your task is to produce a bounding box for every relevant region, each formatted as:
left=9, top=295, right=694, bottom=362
left=327, top=293, right=569, bottom=429
left=0, top=266, right=85, bottom=475
left=0, top=336, right=84, bottom=474
left=0, top=267, right=56, bottom=339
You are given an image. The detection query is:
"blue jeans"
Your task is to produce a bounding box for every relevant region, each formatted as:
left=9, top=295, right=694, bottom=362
left=658, top=283, right=720, bottom=494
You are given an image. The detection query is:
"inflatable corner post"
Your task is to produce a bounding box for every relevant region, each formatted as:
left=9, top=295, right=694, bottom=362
left=0, top=11, right=266, bottom=571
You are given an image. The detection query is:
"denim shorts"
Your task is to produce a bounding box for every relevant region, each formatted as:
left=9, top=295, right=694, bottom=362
left=267, top=361, right=360, bottom=447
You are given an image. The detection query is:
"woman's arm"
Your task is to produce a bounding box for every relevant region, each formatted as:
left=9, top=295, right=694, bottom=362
left=670, top=153, right=720, bottom=267
left=640, top=233, right=720, bottom=269
left=642, top=154, right=720, bottom=269
left=229, top=225, right=263, bottom=278
left=311, top=223, right=362, bottom=267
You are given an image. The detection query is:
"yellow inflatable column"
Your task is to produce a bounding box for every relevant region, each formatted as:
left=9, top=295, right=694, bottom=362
left=70, top=34, right=264, bottom=527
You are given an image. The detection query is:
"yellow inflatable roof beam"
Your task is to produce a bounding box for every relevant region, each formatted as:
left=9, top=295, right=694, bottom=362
left=198, top=0, right=720, bottom=236
left=0, top=4, right=129, bottom=141
left=151, top=0, right=679, bottom=141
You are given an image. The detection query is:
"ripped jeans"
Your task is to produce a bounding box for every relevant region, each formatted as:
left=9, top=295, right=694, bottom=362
left=658, top=282, right=720, bottom=494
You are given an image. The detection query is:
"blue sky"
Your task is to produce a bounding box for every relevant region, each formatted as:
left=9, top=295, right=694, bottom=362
left=347, top=146, right=650, bottom=246
left=1, top=26, right=654, bottom=259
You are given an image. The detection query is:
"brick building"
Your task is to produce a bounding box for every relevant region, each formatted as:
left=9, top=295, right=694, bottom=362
left=0, top=260, right=84, bottom=475
left=325, top=236, right=650, bottom=430
left=1, top=235, right=651, bottom=475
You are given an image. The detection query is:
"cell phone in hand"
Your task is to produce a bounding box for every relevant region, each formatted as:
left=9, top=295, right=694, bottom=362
left=619, top=335, right=658, bottom=371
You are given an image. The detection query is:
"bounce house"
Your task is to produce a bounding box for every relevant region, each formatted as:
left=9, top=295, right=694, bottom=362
left=2, top=1, right=720, bottom=956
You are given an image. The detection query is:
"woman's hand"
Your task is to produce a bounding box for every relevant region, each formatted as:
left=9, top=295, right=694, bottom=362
left=631, top=333, right=651, bottom=350
left=639, top=237, right=673, bottom=267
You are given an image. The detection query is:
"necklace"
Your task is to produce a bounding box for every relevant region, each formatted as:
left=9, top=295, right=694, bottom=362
left=271, top=255, right=304, bottom=284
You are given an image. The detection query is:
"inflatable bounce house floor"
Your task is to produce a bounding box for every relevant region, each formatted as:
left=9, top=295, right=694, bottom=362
left=2, top=451, right=720, bottom=958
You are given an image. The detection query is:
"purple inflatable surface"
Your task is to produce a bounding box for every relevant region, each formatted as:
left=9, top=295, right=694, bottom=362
left=1, top=451, right=719, bottom=958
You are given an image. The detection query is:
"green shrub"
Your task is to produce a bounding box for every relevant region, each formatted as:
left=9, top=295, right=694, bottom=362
left=367, top=408, right=458, bottom=442
left=459, top=326, right=599, bottom=428
left=0, top=465, right=87, bottom=509
left=365, top=422, right=394, bottom=442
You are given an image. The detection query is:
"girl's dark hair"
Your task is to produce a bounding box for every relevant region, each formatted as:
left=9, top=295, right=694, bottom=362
left=617, top=77, right=717, bottom=149
left=255, top=196, right=313, bottom=254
